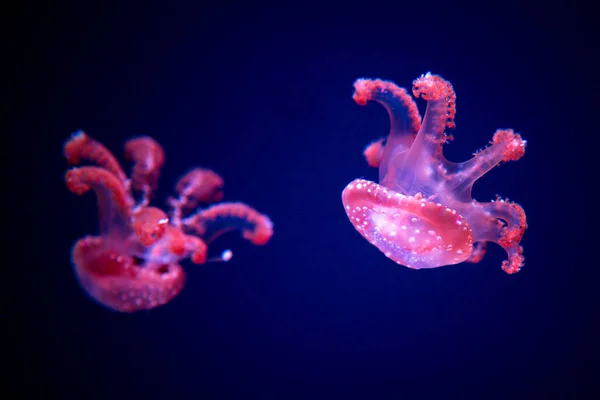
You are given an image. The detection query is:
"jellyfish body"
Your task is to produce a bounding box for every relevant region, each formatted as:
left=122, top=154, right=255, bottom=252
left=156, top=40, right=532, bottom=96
left=342, top=73, right=527, bottom=274
left=64, top=132, right=273, bottom=312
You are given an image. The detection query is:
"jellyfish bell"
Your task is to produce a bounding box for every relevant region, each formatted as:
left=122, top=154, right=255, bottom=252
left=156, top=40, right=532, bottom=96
left=342, top=179, right=474, bottom=269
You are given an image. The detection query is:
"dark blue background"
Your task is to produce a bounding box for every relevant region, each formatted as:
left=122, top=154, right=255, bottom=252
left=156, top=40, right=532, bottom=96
left=19, top=1, right=594, bottom=398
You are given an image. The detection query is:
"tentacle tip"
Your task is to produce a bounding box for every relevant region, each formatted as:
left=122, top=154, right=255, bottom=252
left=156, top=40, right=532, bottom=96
left=492, top=129, right=526, bottom=161
left=65, top=130, right=87, bottom=143
left=65, top=169, right=88, bottom=195
left=352, top=80, right=370, bottom=106
left=412, top=72, right=445, bottom=100
left=501, top=253, right=525, bottom=274
left=363, top=138, right=385, bottom=168
left=411, top=72, right=456, bottom=129
left=247, top=232, right=272, bottom=246
left=221, top=249, right=233, bottom=262
left=63, top=131, right=88, bottom=163
left=352, top=78, right=382, bottom=106
left=243, top=222, right=273, bottom=246
left=191, top=250, right=207, bottom=264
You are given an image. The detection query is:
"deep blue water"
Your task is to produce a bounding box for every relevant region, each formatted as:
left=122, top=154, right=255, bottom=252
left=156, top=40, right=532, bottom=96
left=21, top=2, right=595, bottom=399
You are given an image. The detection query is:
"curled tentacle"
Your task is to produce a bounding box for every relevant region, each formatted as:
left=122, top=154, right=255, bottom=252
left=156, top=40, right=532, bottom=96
left=353, top=78, right=421, bottom=185
left=124, top=136, right=165, bottom=204
left=363, top=138, right=385, bottom=168
left=183, top=202, right=273, bottom=246
left=471, top=198, right=527, bottom=274
left=168, top=168, right=225, bottom=227
left=412, top=72, right=456, bottom=134
left=465, top=242, right=487, bottom=264
left=451, top=129, right=526, bottom=199
left=64, top=131, right=129, bottom=187
left=65, top=166, right=134, bottom=236
left=174, top=168, right=224, bottom=206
